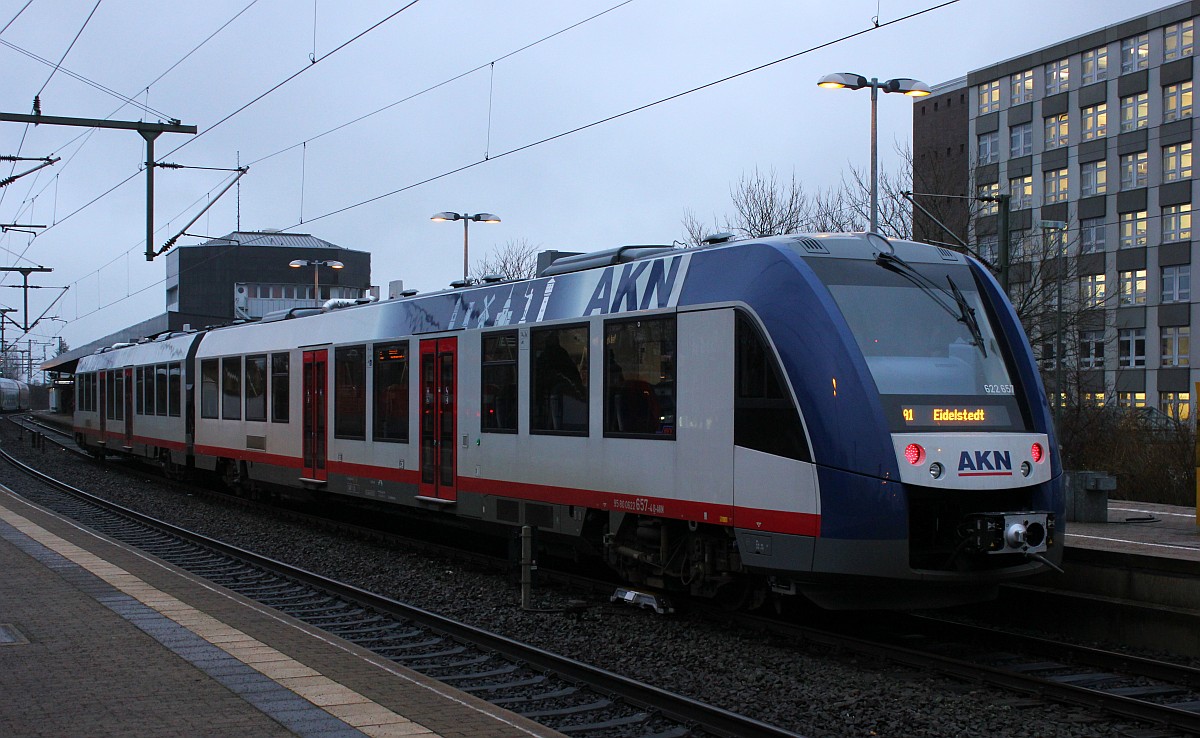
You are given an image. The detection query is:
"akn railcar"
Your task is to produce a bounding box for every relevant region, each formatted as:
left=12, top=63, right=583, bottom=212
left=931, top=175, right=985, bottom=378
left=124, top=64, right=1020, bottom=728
left=74, top=233, right=1062, bottom=609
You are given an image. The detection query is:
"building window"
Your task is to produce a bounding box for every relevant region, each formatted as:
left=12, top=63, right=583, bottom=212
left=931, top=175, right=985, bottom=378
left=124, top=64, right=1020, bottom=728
left=480, top=333, right=517, bottom=434
left=1118, top=328, right=1146, bottom=368
left=1118, top=268, right=1147, bottom=305
left=978, top=183, right=999, bottom=215
left=1043, top=168, right=1069, bottom=204
left=1120, top=93, right=1148, bottom=132
left=334, top=345, right=366, bottom=440
left=1162, top=391, right=1192, bottom=422
left=978, top=79, right=1000, bottom=114
left=1079, top=330, right=1104, bottom=369
left=1081, top=103, right=1107, bottom=140
left=1009, top=122, right=1032, bottom=157
left=222, top=356, right=241, bottom=420
left=1009, top=69, right=1034, bottom=105
left=1080, top=217, right=1106, bottom=253
left=1118, top=391, right=1147, bottom=408
left=270, top=353, right=289, bottom=423
left=245, top=354, right=267, bottom=422
left=1165, top=19, right=1195, bottom=61
left=1080, top=273, right=1106, bottom=308
left=604, top=316, right=677, bottom=437
left=1163, top=265, right=1192, bottom=303
left=977, top=131, right=1000, bottom=164
left=978, top=235, right=998, bottom=263
left=1044, top=113, right=1068, bottom=149
left=373, top=341, right=409, bottom=441
left=1163, top=203, right=1192, bottom=242
left=1163, top=142, right=1193, bottom=182
left=1120, top=34, right=1149, bottom=74
left=1164, top=81, right=1194, bottom=122
left=531, top=324, right=589, bottom=434
left=1162, top=326, right=1191, bottom=367
left=1009, top=175, right=1033, bottom=210
left=1083, top=392, right=1107, bottom=407
left=1081, top=46, right=1108, bottom=84
left=1009, top=229, right=1031, bottom=261
left=1080, top=160, right=1107, bottom=197
left=1119, top=210, right=1148, bottom=248
left=1119, top=151, right=1148, bottom=189
left=1045, top=58, right=1069, bottom=95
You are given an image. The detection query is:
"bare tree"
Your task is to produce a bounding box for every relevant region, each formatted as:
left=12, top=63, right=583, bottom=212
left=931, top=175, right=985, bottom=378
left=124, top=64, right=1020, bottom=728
left=472, top=238, right=539, bottom=281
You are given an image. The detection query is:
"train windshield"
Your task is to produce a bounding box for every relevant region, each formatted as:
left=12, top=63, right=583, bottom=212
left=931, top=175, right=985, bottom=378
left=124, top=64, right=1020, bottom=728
left=807, top=256, right=1030, bottom=433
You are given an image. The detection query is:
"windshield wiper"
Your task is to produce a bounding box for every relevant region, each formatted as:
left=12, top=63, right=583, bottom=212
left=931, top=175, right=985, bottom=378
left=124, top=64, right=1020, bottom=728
left=874, top=251, right=987, bottom=357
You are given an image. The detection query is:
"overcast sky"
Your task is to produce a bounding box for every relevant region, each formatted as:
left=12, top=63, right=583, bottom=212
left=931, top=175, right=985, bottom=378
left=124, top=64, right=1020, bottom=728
left=0, top=0, right=1157, bottom=357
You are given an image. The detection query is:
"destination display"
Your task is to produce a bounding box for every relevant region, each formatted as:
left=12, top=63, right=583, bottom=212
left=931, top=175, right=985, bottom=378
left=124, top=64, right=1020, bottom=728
left=900, top=405, right=1012, bottom=427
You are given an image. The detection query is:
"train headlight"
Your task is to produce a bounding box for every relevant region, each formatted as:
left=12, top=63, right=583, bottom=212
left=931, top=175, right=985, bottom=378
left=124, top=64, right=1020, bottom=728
left=929, top=462, right=944, bottom=479
left=1031, top=443, right=1044, bottom=463
left=904, top=443, right=925, bottom=465
left=1020, top=461, right=1032, bottom=477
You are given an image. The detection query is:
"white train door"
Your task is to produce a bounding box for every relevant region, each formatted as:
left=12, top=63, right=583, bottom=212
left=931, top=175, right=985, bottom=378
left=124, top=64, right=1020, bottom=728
left=419, top=337, right=457, bottom=502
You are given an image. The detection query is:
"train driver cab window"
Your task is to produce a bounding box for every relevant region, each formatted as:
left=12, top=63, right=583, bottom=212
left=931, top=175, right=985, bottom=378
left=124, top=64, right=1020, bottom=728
left=270, top=353, right=289, bottom=423
left=373, top=342, right=409, bottom=442
left=604, top=316, right=676, bottom=438
left=334, top=345, right=366, bottom=440
left=531, top=324, right=589, bottom=434
left=201, top=359, right=219, bottom=419
left=735, top=314, right=810, bottom=461
left=245, top=354, right=267, bottom=422
left=222, top=357, right=241, bottom=420
left=481, top=331, right=518, bottom=433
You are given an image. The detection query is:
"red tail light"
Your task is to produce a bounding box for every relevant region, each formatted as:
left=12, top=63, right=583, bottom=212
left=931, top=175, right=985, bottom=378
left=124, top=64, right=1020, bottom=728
left=1031, top=443, right=1044, bottom=463
left=904, top=443, right=925, bottom=465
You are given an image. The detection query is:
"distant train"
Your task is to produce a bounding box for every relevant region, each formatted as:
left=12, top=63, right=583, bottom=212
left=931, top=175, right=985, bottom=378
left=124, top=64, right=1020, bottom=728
left=73, top=233, right=1062, bottom=609
left=0, top=377, right=30, bottom=413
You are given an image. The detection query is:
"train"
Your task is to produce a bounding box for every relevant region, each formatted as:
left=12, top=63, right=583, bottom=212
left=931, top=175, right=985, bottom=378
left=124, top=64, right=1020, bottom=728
left=73, top=232, right=1063, bottom=609
left=0, top=377, right=31, bottom=412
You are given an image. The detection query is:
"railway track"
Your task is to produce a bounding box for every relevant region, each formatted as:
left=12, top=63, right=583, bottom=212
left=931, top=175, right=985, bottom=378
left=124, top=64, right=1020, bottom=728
left=0, top=422, right=800, bottom=738
left=10, top=413, right=1198, bottom=736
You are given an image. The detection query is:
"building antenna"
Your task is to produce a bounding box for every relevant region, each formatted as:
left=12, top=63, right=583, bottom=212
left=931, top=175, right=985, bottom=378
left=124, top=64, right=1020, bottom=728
left=236, top=150, right=241, bottom=231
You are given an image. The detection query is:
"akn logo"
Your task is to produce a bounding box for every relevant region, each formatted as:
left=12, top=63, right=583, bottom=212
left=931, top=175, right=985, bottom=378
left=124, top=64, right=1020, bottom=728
left=957, top=450, right=1013, bottom=476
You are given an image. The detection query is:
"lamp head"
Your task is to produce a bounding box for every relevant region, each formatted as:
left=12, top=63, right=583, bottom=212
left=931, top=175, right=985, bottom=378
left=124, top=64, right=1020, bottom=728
left=431, top=211, right=462, bottom=222
left=288, top=260, right=307, bottom=268
left=471, top=213, right=501, bottom=224
left=817, top=72, right=868, bottom=90
left=327, top=260, right=344, bottom=269
left=883, top=78, right=931, bottom=96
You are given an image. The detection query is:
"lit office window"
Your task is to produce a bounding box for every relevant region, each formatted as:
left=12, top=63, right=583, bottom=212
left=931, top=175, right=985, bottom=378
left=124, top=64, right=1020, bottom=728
left=1163, top=203, right=1193, bottom=242
left=1119, top=93, right=1148, bottom=132
left=1164, top=81, right=1194, bottom=122
left=1163, top=142, right=1193, bottom=182
left=977, top=183, right=999, bottom=214
left=1165, top=19, right=1195, bottom=61
left=1119, top=34, right=1149, bottom=73
left=1161, top=391, right=1192, bottom=423
left=1043, top=168, right=1069, bottom=204
left=1044, top=113, right=1068, bottom=149
left=1009, top=175, right=1033, bottom=210
left=1080, top=273, right=1106, bottom=308
left=1081, top=103, right=1107, bottom=140
left=1044, top=58, right=1070, bottom=94
left=1080, top=160, right=1107, bottom=197
left=1118, top=268, right=1147, bottom=305
left=1119, top=210, right=1148, bottom=248
left=1162, top=326, right=1191, bottom=367
left=1119, top=151, right=1148, bottom=189
left=1081, top=46, right=1108, bottom=84
left=1009, top=69, right=1034, bottom=105
left=977, top=79, right=1000, bottom=114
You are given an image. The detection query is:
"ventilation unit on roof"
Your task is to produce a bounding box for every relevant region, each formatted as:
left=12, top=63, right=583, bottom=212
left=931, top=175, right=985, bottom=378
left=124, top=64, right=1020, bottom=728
left=793, top=237, right=828, bottom=254
left=937, top=246, right=960, bottom=261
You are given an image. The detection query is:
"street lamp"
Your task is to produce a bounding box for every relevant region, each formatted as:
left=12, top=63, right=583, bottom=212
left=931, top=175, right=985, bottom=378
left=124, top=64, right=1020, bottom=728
left=817, top=72, right=930, bottom=233
left=288, top=259, right=344, bottom=305
left=431, top=211, right=501, bottom=282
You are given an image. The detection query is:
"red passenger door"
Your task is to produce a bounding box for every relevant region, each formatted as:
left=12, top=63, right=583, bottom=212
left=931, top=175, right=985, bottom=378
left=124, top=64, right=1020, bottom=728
left=302, top=349, right=328, bottom=482
left=419, top=338, right=457, bottom=502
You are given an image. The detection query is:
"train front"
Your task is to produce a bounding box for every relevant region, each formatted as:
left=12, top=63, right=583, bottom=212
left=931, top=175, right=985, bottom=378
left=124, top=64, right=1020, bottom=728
left=746, top=234, right=1062, bottom=608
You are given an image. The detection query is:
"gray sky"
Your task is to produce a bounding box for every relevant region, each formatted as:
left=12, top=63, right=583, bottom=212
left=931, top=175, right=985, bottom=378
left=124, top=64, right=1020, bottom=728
left=0, top=0, right=1156, bottom=356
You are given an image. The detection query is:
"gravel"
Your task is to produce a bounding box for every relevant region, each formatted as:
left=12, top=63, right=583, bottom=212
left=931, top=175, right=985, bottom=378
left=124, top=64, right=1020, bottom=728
left=0, top=422, right=1167, bottom=738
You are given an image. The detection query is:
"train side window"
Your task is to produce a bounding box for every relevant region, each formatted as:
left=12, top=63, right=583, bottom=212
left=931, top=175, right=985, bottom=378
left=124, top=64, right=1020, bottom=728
left=156, top=364, right=168, bottom=417
left=735, top=314, right=810, bottom=462
left=201, top=359, right=219, bottom=419
left=530, top=324, right=589, bottom=434
left=113, top=370, right=124, bottom=421
left=604, top=316, right=676, bottom=438
left=222, top=357, right=242, bottom=420
left=168, top=363, right=181, bottom=417
left=245, top=354, right=267, bottom=422
left=104, top=371, right=114, bottom=420
left=481, top=331, right=518, bottom=433
left=334, top=345, right=366, bottom=439
left=373, top=342, right=409, bottom=442
left=135, top=367, right=146, bottom=415
left=270, top=353, right=289, bottom=423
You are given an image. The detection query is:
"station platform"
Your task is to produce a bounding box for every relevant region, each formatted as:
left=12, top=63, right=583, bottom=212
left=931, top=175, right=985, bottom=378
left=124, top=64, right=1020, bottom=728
left=1064, top=499, right=1200, bottom=563
left=0, top=483, right=562, bottom=738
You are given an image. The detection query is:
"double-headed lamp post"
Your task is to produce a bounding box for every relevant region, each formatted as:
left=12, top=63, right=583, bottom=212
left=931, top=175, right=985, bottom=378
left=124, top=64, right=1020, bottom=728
left=817, top=73, right=930, bottom=233
left=288, top=259, right=344, bottom=305
left=431, top=211, right=501, bottom=282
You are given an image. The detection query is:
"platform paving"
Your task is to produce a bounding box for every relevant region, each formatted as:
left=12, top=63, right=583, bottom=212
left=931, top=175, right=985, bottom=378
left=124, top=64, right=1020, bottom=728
left=0, top=484, right=562, bottom=738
